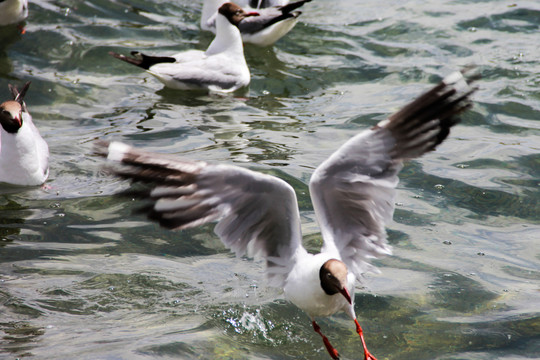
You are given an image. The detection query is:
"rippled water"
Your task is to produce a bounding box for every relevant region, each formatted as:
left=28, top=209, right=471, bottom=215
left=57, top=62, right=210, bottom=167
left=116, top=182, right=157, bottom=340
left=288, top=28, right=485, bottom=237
left=1, top=0, right=539, bottom=359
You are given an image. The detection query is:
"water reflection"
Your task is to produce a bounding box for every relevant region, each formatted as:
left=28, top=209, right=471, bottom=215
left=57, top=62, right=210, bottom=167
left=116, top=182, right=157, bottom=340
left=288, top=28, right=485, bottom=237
left=0, top=25, right=24, bottom=77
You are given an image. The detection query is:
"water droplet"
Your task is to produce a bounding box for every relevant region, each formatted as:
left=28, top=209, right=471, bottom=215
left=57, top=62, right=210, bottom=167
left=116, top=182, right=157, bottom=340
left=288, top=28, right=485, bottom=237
left=262, top=90, right=270, bottom=95
left=395, top=202, right=404, bottom=206
left=434, top=184, right=445, bottom=191
left=442, top=240, right=452, bottom=245
left=468, top=27, right=477, bottom=32
left=108, top=286, right=115, bottom=291
left=477, top=252, right=485, bottom=256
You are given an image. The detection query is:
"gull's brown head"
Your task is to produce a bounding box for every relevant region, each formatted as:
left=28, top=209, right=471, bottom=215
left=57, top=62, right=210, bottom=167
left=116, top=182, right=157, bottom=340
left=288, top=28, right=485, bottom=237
left=0, top=101, right=23, bottom=134
left=319, top=259, right=352, bottom=304
left=218, top=2, right=259, bottom=27
left=0, top=82, right=30, bottom=134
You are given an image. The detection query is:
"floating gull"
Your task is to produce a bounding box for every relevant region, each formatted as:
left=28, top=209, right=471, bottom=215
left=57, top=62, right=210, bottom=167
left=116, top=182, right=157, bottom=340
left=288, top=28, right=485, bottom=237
left=0, top=82, right=49, bottom=186
left=202, top=0, right=311, bottom=46
left=110, top=3, right=251, bottom=93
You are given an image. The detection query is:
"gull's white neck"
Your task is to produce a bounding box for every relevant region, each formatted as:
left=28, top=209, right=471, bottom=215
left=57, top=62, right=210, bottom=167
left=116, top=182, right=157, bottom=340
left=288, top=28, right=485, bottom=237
left=284, top=251, right=356, bottom=319
left=205, top=14, right=244, bottom=56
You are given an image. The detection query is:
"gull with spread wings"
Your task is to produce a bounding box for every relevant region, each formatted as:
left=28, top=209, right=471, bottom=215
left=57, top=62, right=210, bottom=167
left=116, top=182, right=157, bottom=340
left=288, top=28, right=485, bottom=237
left=96, top=69, right=477, bottom=359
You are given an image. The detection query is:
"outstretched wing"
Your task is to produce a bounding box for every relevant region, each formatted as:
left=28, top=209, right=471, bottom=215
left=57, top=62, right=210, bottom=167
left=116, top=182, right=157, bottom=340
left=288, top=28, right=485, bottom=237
left=309, top=69, right=478, bottom=278
left=96, top=141, right=304, bottom=287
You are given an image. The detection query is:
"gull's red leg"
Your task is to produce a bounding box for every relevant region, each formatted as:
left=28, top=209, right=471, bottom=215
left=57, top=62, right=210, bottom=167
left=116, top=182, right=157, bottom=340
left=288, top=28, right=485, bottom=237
left=312, top=320, right=340, bottom=360
left=354, top=319, right=377, bottom=360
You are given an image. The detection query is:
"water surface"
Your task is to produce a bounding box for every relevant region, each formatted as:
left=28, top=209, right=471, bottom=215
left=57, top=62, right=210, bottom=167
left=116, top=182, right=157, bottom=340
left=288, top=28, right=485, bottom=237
left=1, top=0, right=539, bottom=359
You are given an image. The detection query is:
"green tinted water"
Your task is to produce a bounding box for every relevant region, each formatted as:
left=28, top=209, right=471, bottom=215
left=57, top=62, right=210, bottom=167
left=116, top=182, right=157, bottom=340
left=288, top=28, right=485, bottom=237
left=1, top=0, right=539, bottom=359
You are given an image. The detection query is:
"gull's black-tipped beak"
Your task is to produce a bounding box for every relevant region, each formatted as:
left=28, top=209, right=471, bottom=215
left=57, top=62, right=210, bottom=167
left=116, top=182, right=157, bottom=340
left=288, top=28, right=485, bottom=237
left=339, top=287, right=352, bottom=304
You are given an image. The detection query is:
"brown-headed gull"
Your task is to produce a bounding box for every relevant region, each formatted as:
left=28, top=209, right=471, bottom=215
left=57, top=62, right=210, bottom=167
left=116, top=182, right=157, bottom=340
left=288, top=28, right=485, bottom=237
left=0, top=0, right=28, bottom=25
left=202, top=0, right=311, bottom=46
left=95, top=69, right=477, bottom=360
left=109, top=3, right=251, bottom=93
left=0, top=82, right=49, bottom=186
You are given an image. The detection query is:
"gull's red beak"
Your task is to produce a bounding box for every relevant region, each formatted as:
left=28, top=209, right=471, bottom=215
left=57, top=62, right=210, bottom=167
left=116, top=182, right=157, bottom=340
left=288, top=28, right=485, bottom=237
left=15, top=114, right=22, bottom=127
left=245, top=11, right=260, bottom=17
left=339, top=287, right=352, bottom=304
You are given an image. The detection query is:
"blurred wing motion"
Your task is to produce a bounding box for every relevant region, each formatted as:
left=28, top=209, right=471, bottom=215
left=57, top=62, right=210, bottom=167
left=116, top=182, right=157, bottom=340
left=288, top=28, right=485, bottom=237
left=309, top=68, right=478, bottom=277
left=95, top=141, right=304, bottom=287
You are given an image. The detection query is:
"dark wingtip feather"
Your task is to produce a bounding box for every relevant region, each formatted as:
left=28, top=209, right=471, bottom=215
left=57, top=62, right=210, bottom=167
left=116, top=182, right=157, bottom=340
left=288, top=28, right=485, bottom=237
left=110, top=51, right=146, bottom=69
left=279, top=0, right=312, bottom=13
left=110, top=51, right=176, bottom=70
left=382, top=67, right=480, bottom=160
left=8, top=81, right=31, bottom=104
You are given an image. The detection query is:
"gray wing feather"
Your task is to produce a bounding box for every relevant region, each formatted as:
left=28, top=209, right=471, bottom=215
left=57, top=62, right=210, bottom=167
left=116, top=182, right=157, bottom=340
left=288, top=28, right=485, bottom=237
left=150, top=62, right=241, bottom=91
left=96, top=141, right=304, bottom=287
left=310, top=69, right=478, bottom=278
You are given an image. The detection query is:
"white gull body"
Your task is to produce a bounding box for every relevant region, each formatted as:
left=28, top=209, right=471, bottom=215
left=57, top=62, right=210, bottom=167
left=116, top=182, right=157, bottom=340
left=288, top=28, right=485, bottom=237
left=0, top=82, right=49, bottom=186
left=0, top=0, right=28, bottom=25
left=110, top=3, right=250, bottom=93
left=285, top=250, right=357, bottom=319
left=202, top=0, right=310, bottom=46
left=97, top=69, right=477, bottom=359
